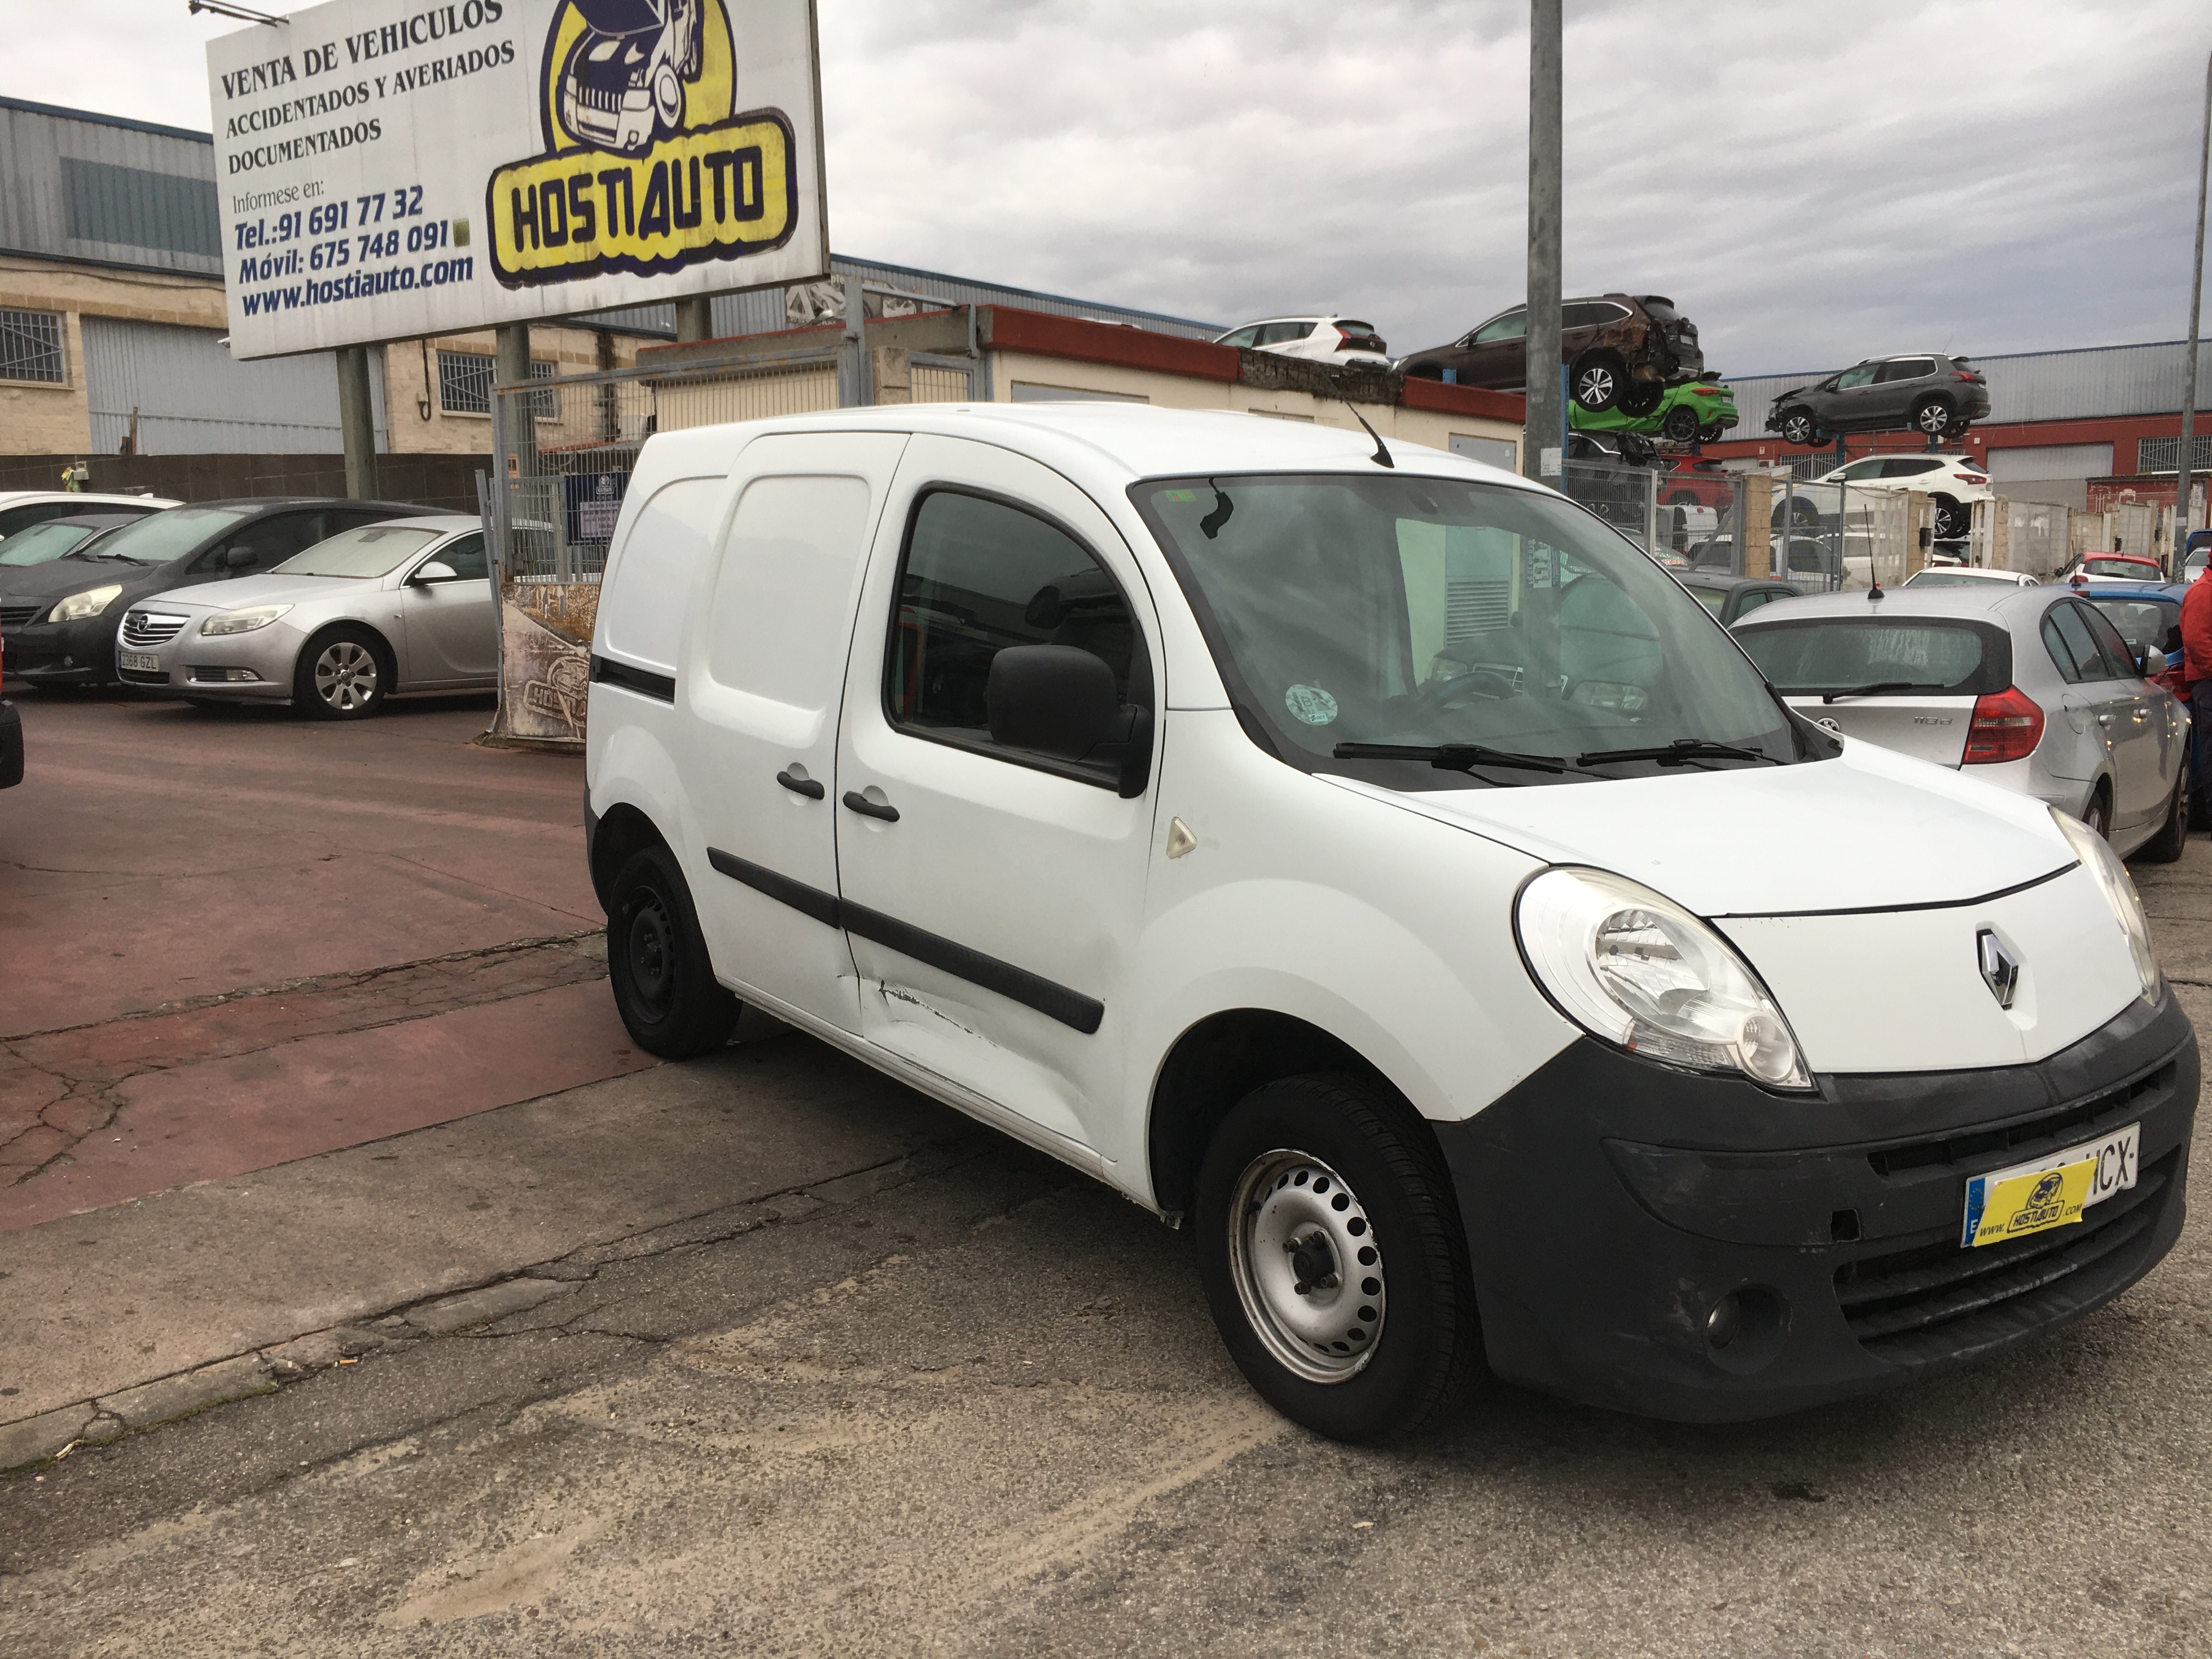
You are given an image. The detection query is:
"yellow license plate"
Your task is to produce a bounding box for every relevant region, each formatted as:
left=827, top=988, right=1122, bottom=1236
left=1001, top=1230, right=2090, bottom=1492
left=1960, top=1121, right=2138, bottom=1248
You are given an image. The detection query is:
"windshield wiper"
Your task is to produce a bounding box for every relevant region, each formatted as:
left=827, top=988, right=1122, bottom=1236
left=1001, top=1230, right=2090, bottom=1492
left=1333, top=741, right=1595, bottom=777
left=1575, top=737, right=1782, bottom=768
left=1820, top=680, right=1944, bottom=704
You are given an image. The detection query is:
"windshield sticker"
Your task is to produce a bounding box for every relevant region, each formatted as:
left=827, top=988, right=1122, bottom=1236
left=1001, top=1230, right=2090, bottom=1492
left=1284, top=684, right=1339, bottom=726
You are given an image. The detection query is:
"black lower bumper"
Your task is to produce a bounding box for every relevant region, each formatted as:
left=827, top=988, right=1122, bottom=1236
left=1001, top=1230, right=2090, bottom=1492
left=0, top=697, right=20, bottom=787
left=2, top=617, right=117, bottom=684
left=1436, top=991, right=2196, bottom=1422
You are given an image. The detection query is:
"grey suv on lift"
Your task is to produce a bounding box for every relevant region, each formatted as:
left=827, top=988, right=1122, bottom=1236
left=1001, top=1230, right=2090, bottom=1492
left=1767, top=353, right=1991, bottom=447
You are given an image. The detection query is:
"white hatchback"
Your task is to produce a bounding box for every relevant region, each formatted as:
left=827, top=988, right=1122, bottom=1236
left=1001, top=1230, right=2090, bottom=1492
left=584, top=403, right=2196, bottom=1440
left=1813, top=452, right=1991, bottom=540
left=1212, top=315, right=1390, bottom=366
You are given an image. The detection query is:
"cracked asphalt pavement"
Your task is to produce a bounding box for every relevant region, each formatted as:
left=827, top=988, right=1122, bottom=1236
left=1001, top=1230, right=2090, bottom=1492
left=1, top=694, right=2207, bottom=1656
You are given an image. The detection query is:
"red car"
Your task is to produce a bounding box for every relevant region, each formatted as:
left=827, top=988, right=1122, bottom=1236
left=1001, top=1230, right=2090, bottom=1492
left=2064, top=552, right=2165, bottom=586
left=1660, top=457, right=1736, bottom=511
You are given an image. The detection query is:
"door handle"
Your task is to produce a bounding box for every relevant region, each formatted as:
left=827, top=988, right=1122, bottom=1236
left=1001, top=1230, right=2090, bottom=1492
left=842, top=789, right=900, bottom=822
left=776, top=766, right=825, bottom=799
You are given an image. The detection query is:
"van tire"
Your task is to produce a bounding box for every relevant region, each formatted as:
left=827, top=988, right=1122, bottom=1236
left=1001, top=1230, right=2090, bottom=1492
left=606, top=845, right=739, bottom=1058
left=1194, top=1073, right=1479, bottom=1441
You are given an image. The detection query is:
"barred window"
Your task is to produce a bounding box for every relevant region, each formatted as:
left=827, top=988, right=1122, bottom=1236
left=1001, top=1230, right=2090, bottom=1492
left=1, top=309, right=66, bottom=384
left=436, top=349, right=554, bottom=418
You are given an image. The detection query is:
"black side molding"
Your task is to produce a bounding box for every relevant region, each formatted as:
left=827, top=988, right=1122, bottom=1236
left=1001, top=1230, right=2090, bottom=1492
left=589, top=654, right=675, bottom=704
left=707, top=848, right=839, bottom=928
left=704, top=847, right=1104, bottom=1035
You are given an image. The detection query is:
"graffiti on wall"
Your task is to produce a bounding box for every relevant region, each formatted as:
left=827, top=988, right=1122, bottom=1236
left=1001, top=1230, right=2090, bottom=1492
left=496, top=580, right=600, bottom=744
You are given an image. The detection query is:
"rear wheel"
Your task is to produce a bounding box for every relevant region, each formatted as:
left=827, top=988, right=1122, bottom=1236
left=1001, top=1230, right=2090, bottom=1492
left=2080, top=786, right=2111, bottom=840
left=1911, top=397, right=1955, bottom=437
left=295, top=626, right=389, bottom=720
left=2139, top=757, right=2191, bottom=864
left=1698, top=421, right=1726, bottom=443
left=1195, top=1074, right=1479, bottom=1441
left=606, top=844, right=740, bottom=1057
left=1933, top=494, right=1970, bottom=540
left=1570, top=353, right=1623, bottom=412
left=1618, top=380, right=1664, bottom=418
left=1660, top=404, right=1701, bottom=443
left=610, top=849, right=738, bottom=1057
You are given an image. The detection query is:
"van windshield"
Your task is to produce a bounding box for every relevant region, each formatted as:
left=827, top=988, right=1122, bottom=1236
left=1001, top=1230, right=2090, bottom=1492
left=1132, top=474, right=1798, bottom=780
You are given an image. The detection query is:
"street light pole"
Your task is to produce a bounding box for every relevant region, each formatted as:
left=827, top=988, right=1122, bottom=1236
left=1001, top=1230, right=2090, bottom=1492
left=2178, top=47, right=2211, bottom=568
left=1523, top=0, right=1563, bottom=483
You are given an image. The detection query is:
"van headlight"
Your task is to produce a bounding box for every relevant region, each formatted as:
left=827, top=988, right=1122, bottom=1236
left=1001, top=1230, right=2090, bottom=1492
left=201, top=604, right=291, bottom=636
left=1515, top=866, right=1812, bottom=1090
left=2051, top=808, right=2159, bottom=1001
left=50, top=584, right=123, bottom=622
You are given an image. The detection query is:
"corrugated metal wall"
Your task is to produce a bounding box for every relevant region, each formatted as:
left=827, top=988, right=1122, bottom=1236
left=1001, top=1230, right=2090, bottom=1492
left=81, top=318, right=388, bottom=455
left=0, top=98, right=223, bottom=276
left=1725, top=341, right=2212, bottom=438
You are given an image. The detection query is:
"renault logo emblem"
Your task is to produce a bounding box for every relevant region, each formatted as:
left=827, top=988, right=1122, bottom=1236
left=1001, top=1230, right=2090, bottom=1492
left=1978, top=929, right=2019, bottom=1009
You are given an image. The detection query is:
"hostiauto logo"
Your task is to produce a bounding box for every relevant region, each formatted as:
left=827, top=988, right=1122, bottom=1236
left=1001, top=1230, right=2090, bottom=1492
left=487, top=0, right=796, bottom=289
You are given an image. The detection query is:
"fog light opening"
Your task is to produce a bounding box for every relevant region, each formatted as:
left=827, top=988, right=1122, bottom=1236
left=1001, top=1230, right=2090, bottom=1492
left=1829, top=1208, right=1861, bottom=1244
left=1705, top=1285, right=1790, bottom=1374
left=1706, top=1293, right=1744, bottom=1351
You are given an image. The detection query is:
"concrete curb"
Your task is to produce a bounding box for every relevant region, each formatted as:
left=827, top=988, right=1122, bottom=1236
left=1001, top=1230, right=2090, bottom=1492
left=2, top=1137, right=981, bottom=1473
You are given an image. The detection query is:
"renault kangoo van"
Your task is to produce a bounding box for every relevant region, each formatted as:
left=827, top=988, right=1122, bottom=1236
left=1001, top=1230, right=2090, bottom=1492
left=583, top=403, right=2195, bottom=1440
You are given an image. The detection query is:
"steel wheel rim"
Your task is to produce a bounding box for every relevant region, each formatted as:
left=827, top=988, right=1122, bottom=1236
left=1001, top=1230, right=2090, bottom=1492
left=314, top=641, right=378, bottom=711
left=625, top=889, right=677, bottom=1020
left=1228, top=1149, right=1385, bottom=1384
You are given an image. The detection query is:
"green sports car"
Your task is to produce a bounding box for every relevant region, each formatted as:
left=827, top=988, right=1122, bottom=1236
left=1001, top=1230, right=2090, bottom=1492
left=1571, top=380, right=1738, bottom=444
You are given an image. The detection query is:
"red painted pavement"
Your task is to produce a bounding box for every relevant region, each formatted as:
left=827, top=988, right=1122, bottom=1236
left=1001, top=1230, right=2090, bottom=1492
left=0, top=979, right=653, bottom=1230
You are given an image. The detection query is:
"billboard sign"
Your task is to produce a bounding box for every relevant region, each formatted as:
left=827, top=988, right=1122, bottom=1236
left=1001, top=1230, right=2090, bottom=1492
left=207, top=0, right=826, bottom=359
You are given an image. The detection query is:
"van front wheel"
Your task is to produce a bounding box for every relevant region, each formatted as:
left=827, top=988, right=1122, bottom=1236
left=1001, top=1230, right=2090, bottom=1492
left=1195, top=1074, right=1480, bottom=1441
left=607, top=845, right=739, bottom=1058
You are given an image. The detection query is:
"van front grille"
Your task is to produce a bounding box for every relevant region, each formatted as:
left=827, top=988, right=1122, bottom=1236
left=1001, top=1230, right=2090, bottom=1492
left=1835, top=1154, right=2172, bottom=1365
left=1865, top=1065, right=2172, bottom=1178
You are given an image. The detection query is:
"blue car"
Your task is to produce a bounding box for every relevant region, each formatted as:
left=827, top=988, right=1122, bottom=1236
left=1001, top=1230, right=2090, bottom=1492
left=2074, top=581, right=2190, bottom=694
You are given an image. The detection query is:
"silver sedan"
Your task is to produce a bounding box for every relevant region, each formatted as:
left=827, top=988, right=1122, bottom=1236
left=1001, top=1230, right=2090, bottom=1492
left=115, top=515, right=495, bottom=719
left=1732, top=583, right=2193, bottom=861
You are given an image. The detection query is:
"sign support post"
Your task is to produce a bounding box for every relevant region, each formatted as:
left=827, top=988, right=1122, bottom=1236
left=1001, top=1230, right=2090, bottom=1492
left=336, top=345, right=376, bottom=499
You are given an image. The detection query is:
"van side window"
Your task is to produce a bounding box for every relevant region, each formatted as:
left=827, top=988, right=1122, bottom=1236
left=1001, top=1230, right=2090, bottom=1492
left=888, top=489, right=1141, bottom=777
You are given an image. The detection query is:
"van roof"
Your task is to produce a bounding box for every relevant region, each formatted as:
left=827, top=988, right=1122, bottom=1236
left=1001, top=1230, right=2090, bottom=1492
left=640, top=402, right=1533, bottom=490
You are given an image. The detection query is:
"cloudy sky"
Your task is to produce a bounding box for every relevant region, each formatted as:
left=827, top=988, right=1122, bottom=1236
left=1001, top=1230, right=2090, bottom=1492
left=5, top=0, right=2207, bottom=374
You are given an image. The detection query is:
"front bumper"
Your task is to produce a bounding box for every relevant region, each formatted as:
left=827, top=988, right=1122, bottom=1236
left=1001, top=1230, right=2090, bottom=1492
left=1436, top=990, right=2195, bottom=1422
left=3, top=613, right=123, bottom=684
left=0, top=697, right=21, bottom=787
left=115, top=616, right=298, bottom=703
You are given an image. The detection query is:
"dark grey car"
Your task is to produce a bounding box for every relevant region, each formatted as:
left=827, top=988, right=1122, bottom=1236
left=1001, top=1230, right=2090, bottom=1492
left=1766, top=353, right=1991, bottom=446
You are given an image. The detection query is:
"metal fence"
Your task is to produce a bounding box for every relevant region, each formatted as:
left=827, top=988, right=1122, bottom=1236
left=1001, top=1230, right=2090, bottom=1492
left=1559, top=461, right=1935, bottom=591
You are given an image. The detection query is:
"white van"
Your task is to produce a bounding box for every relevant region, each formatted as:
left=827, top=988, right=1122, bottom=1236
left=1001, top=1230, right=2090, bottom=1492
left=584, top=404, right=2196, bottom=1439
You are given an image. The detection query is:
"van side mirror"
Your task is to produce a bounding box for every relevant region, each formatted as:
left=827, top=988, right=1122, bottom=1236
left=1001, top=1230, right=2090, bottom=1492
left=410, top=560, right=458, bottom=584
left=986, top=644, right=1152, bottom=797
